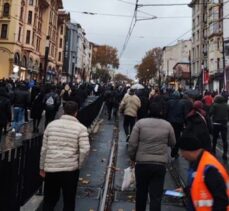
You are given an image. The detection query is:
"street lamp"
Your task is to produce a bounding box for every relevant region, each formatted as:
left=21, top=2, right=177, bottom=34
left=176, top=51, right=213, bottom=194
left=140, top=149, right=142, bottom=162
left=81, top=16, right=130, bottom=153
left=43, top=36, right=50, bottom=84
left=71, top=56, right=75, bottom=84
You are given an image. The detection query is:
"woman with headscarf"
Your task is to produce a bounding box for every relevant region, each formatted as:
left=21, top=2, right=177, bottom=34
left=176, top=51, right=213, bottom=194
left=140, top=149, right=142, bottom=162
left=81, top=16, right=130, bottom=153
left=184, top=100, right=212, bottom=151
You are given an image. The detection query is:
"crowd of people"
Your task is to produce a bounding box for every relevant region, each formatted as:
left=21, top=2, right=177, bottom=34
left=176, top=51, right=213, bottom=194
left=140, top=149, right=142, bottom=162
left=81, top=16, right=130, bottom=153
left=0, top=78, right=228, bottom=211
left=0, top=78, right=102, bottom=142
left=114, top=86, right=229, bottom=211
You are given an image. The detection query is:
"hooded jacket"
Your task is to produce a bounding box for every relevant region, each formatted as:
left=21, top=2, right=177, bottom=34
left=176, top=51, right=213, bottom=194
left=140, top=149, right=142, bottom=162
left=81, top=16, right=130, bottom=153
left=210, top=95, right=229, bottom=123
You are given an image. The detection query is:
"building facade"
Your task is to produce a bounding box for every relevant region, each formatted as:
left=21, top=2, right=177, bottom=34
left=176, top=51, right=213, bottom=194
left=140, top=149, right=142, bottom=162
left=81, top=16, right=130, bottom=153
left=162, top=39, right=192, bottom=85
left=63, top=22, right=92, bottom=83
left=189, top=0, right=224, bottom=91
left=224, top=0, right=229, bottom=90
left=0, top=0, right=63, bottom=81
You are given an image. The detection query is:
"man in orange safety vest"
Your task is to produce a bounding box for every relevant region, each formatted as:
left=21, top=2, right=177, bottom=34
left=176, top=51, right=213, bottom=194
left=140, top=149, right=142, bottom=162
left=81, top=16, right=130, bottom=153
left=179, top=134, right=229, bottom=211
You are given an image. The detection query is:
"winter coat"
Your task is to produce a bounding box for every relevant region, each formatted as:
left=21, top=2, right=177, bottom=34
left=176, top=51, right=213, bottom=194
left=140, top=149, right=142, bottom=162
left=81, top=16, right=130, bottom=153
left=0, top=87, right=11, bottom=126
left=128, top=118, right=175, bottom=164
left=13, top=88, right=30, bottom=108
left=210, top=95, right=229, bottom=123
left=184, top=112, right=211, bottom=151
left=31, top=92, right=44, bottom=119
left=166, top=95, right=186, bottom=124
left=119, top=94, right=141, bottom=117
left=40, top=115, right=90, bottom=172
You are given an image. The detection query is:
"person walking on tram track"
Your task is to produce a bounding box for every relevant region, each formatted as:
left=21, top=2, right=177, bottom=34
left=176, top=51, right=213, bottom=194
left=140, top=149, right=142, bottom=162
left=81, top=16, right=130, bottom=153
left=119, top=88, right=141, bottom=142
left=40, top=101, right=90, bottom=211
left=209, top=94, right=229, bottom=161
left=128, top=103, right=176, bottom=211
left=178, top=134, right=229, bottom=211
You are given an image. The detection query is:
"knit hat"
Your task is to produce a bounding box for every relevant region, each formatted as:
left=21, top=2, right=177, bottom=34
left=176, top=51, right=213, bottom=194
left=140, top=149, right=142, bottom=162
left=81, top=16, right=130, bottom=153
left=179, top=134, right=203, bottom=151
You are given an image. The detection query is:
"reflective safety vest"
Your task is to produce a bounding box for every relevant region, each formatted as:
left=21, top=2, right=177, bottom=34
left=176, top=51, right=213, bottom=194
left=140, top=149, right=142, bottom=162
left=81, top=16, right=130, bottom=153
left=191, top=151, right=229, bottom=211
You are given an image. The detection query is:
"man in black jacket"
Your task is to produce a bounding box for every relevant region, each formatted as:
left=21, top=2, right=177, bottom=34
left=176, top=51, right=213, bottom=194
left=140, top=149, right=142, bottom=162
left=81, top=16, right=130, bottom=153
left=12, top=83, right=30, bottom=137
left=0, top=86, right=11, bottom=142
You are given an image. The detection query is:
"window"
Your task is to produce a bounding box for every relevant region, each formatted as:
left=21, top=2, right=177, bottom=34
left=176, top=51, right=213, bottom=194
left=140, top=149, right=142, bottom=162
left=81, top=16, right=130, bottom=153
left=3, top=3, right=10, bottom=17
left=59, top=38, right=62, bottom=48
left=60, top=25, right=63, bottom=34
left=32, top=32, right=35, bottom=46
left=36, top=38, right=40, bottom=51
left=20, top=7, right=23, bottom=20
left=18, top=27, right=21, bottom=42
left=28, top=11, right=32, bottom=24
left=58, top=52, right=61, bottom=61
left=1, top=24, right=8, bottom=38
left=29, top=0, right=33, bottom=5
left=26, top=30, right=31, bottom=44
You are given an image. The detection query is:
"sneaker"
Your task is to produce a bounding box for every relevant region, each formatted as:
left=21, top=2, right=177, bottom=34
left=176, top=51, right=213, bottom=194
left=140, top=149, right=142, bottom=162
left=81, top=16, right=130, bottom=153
left=15, top=133, right=22, bottom=137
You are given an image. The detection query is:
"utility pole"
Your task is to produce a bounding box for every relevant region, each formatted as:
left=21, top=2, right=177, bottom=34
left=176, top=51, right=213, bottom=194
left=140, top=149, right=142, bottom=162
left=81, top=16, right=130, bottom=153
left=71, top=56, right=75, bottom=84
left=43, top=36, right=50, bottom=84
left=189, top=50, right=192, bottom=89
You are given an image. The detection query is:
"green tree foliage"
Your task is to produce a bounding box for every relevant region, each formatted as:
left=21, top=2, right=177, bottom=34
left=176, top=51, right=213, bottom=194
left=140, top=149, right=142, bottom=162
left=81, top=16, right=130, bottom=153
left=92, top=45, right=119, bottom=69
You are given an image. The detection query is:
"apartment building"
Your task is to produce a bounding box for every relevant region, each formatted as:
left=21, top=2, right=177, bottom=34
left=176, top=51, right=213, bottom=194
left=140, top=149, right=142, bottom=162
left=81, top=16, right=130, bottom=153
left=224, top=0, right=229, bottom=89
left=0, top=0, right=63, bottom=81
left=63, top=22, right=92, bottom=83
left=189, top=0, right=207, bottom=90
left=56, top=10, right=70, bottom=81
left=162, top=40, right=191, bottom=77
left=189, top=0, right=224, bottom=91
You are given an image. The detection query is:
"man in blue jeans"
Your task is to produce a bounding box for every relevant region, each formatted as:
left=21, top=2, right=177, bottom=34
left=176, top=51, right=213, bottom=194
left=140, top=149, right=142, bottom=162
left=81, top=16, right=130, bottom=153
left=12, top=83, right=30, bottom=137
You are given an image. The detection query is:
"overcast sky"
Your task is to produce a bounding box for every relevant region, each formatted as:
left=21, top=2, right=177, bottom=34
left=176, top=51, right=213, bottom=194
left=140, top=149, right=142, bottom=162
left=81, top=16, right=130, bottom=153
left=63, top=0, right=192, bottom=79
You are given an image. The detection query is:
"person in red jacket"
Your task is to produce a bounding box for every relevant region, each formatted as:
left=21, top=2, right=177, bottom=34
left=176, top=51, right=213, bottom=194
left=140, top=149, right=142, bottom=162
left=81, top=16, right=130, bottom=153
left=178, top=135, right=229, bottom=211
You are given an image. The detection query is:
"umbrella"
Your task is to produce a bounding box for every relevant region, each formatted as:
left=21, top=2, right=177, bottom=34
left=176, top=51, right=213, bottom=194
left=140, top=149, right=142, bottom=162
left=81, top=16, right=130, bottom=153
left=131, top=83, right=144, bottom=90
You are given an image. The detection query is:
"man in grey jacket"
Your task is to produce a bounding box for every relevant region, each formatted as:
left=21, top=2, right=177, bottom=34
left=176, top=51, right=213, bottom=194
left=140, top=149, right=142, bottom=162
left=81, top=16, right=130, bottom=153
left=128, top=103, right=175, bottom=211
left=40, top=101, right=90, bottom=211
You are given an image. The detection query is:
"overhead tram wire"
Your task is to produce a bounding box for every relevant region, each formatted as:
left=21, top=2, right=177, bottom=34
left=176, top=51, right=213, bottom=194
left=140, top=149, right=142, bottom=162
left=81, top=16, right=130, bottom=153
left=165, top=9, right=229, bottom=47
left=69, top=10, right=191, bottom=19
left=119, top=0, right=138, bottom=58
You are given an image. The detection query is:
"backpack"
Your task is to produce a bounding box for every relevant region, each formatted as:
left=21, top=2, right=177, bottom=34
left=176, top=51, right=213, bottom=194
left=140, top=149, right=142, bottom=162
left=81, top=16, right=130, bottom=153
left=45, top=95, right=55, bottom=110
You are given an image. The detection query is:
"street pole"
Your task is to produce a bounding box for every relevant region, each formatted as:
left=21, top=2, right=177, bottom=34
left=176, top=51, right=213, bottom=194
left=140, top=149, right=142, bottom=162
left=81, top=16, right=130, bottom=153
left=189, top=50, right=192, bottom=89
left=71, top=56, right=75, bottom=84
left=43, top=36, right=50, bottom=84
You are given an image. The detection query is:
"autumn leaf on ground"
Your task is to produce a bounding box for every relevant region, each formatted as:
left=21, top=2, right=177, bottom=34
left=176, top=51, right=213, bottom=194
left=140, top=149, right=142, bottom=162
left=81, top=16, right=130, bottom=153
left=82, top=180, right=90, bottom=184
left=79, top=178, right=83, bottom=181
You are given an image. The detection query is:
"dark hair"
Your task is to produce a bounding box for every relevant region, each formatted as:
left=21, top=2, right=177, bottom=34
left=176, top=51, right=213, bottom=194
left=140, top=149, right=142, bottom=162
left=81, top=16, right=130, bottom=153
left=149, top=103, right=163, bottom=118
left=64, top=101, right=78, bottom=116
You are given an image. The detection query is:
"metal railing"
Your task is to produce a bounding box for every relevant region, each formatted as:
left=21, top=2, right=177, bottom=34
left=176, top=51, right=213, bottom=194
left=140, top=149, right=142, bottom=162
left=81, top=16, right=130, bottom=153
left=0, top=96, right=103, bottom=211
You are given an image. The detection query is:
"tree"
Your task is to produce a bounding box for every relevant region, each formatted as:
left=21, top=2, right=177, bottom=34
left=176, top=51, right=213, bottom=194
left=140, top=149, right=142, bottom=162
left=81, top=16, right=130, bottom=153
left=92, top=45, right=119, bottom=69
left=136, top=48, right=163, bottom=84
left=92, top=68, right=111, bottom=83
left=114, top=73, right=132, bottom=83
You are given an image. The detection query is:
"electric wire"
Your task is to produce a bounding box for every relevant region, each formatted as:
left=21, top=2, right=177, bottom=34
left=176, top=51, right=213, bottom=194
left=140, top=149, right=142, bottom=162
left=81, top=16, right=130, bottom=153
left=119, top=0, right=138, bottom=58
